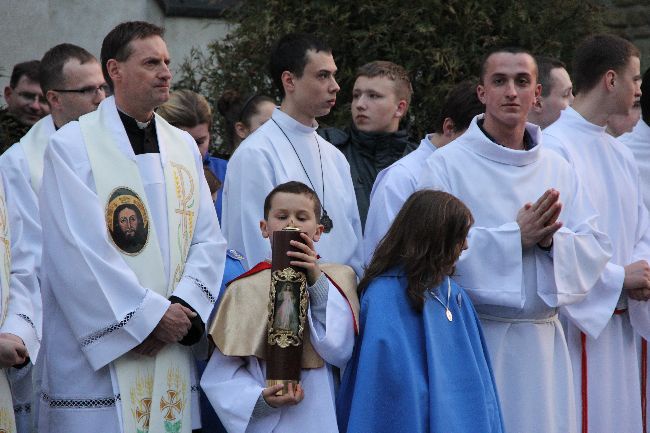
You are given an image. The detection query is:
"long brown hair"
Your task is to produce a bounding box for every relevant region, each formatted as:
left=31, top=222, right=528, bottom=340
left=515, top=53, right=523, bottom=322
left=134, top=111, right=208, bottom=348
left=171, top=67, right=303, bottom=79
left=359, top=189, right=474, bottom=312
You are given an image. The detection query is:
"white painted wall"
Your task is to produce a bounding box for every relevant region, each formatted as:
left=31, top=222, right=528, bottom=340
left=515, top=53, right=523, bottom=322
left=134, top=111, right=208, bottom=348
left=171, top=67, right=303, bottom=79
left=0, top=0, right=231, bottom=104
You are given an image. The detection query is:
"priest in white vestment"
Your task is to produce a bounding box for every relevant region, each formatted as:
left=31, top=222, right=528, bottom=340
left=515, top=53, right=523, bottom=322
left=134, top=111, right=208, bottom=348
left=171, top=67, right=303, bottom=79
left=36, top=23, right=226, bottom=433
left=0, top=171, right=41, bottom=433
left=364, top=81, right=482, bottom=260
left=544, top=34, right=650, bottom=433
left=222, top=33, right=363, bottom=276
left=0, top=43, right=107, bottom=433
left=418, top=49, right=612, bottom=433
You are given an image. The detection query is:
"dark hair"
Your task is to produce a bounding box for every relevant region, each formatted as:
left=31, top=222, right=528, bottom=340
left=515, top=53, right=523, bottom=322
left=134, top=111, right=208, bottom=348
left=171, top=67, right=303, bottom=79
left=642, top=67, right=650, bottom=125
left=359, top=190, right=473, bottom=312
left=479, top=47, right=537, bottom=84
left=263, top=181, right=322, bottom=221
left=356, top=60, right=413, bottom=104
left=101, top=21, right=165, bottom=91
left=269, top=33, right=332, bottom=98
left=433, top=80, right=483, bottom=133
left=10, top=60, right=41, bottom=88
left=217, top=89, right=275, bottom=147
left=39, top=44, right=97, bottom=95
left=536, top=56, right=566, bottom=98
left=573, top=34, right=640, bottom=95
left=157, top=89, right=212, bottom=129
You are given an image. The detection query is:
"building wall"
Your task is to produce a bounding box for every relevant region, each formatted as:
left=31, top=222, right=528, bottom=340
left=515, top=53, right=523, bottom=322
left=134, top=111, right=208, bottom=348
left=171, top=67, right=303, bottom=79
left=0, top=0, right=231, bottom=104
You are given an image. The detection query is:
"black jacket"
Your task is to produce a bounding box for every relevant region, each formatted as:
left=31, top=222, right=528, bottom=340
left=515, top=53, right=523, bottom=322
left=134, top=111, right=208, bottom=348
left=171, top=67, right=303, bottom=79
left=318, top=125, right=416, bottom=229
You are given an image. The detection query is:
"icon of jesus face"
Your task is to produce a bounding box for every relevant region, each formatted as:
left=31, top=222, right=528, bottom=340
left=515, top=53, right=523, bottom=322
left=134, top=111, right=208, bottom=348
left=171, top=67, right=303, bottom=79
left=118, top=206, right=139, bottom=239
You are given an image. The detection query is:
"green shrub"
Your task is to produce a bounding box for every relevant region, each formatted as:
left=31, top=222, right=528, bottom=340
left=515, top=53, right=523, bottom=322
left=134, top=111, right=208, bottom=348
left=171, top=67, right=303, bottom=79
left=176, top=0, right=606, bottom=156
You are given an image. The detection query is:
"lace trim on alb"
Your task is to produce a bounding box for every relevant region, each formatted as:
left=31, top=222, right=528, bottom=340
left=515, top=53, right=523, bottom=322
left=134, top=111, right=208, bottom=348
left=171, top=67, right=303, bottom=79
left=41, top=392, right=120, bottom=409
left=187, top=276, right=216, bottom=304
left=79, top=295, right=146, bottom=347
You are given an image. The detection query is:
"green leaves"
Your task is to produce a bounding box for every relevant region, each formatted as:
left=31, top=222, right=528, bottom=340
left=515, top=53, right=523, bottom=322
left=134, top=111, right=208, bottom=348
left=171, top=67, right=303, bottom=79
left=176, top=0, right=606, bottom=156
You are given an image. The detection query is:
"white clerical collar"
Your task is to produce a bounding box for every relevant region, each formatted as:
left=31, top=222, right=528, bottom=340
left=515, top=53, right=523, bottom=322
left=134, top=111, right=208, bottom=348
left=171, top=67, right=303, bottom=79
left=632, top=118, right=650, bottom=139
left=561, top=106, right=607, bottom=134
left=273, top=108, right=319, bottom=135
left=463, top=114, right=541, bottom=167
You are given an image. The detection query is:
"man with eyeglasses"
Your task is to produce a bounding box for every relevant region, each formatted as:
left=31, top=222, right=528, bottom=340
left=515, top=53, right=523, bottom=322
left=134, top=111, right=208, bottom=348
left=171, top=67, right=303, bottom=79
left=0, top=43, right=105, bottom=433
left=0, top=60, right=49, bottom=154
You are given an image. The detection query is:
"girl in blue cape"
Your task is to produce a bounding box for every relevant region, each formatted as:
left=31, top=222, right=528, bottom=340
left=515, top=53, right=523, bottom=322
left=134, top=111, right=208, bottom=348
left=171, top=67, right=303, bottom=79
left=337, top=189, right=505, bottom=433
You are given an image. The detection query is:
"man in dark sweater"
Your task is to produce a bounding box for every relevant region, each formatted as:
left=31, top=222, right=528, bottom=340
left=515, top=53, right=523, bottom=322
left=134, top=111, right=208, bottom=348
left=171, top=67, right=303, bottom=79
left=319, top=61, right=416, bottom=229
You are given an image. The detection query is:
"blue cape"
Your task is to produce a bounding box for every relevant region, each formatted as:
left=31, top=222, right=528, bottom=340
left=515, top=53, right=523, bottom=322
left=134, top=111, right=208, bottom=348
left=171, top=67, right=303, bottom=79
left=337, top=271, right=504, bottom=433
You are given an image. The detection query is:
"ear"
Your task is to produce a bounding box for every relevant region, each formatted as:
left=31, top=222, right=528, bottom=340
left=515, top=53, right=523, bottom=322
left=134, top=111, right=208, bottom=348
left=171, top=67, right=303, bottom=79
left=476, top=84, right=486, bottom=104
left=46, top=90, right=61, bottom=110
left=106, top=59, right=121, bottom=86
left=281, top=71, right=295, bottom=95
left=442, top=117, right=456, bottom=137
left=533, top=83, right=542, bottom=102
left=605, top=70, right=616, bottom=92
left=532, top=95, right=543, bottom=113
left=312, top=224, right=325, bottom=242
left=4, top=86, right=12, bottom=102
left=260, top=220, right=270, bottom=239
left=234, top=121, right=250, bottom=140
left=394, top=99, right=408, bottom=119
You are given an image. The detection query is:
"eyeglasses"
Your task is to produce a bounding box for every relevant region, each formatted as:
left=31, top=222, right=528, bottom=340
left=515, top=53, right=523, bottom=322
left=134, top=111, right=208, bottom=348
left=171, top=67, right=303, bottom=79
left=52, top=85, right=109, bottom=97
left=17, top=91, right=47, bottom=104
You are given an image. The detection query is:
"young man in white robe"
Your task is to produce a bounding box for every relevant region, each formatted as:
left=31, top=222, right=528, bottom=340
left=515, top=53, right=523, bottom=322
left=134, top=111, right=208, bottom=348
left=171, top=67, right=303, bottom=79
left=0, top=172, right=40, bottom=432
left=0, top=43, right=107, bottom=433
left=222, top=33, right=364, bottom=276
left=619, top=66, right=650, bottom=433
left=36, top=22, right=226, bottom=433
left=201, top=181, right=357, bottom=433
left=417, top=47, right=613, bottom=433
left=543, top=34, right=650, bottom=433
left=363, top=81, right=482, bottom=260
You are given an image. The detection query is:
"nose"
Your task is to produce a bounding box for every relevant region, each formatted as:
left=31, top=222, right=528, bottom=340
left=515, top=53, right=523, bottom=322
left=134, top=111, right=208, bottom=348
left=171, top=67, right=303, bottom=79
left=160, top=63, right=173, bottom=82
left=93, top=88, right=107, bottom=105
left=355, top=95, right=366, bottom=110
left=504, top=80, right=517, bottom=97
left=331, top=76, right=340, bottom=93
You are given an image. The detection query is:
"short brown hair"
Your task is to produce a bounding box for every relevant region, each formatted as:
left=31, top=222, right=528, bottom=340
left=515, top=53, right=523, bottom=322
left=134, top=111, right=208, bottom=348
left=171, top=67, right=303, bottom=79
left=39, top=44, right=97, bottom=95
left=573, top=34, right=640, bottom=95
left=479, top=47, right=537, bottom=84
left=433, top=81, right=483, bottom=133
left=356, top=60, right=413, bottom=104
left=101, top=21, right=164, bottom=91
left=157, top=89, right=212, bottom=129
left=263, top=181, right=322, bottom=221
left=535, top=56, right=567, bottom=98
left=10, top=60, right=40, bottom=88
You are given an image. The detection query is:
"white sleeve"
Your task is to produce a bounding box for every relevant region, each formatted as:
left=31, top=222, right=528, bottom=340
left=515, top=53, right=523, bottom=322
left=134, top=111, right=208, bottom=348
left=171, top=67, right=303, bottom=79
left=171, top=137, right=227, bottom=322
left=363, top=165, right=415, bottom=263
left=222, top=145, right=275, bottom=270
left=627, top=170, right=650, bottom=340
left=200, top=350, right=280, bottom=433
left=307, top=279, right=355, bottom=369
left=0, top=160, right=41, bottom=360
left=39, top=132, right=170, bottom=371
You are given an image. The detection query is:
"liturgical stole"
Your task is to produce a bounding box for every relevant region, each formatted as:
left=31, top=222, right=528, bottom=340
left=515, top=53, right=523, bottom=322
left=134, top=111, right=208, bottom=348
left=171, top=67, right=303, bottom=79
left=0, top=176, right=17, bottom=433
left=19, top=116, right=53, bottom=194
left=80, top=109, right=199, bottom=433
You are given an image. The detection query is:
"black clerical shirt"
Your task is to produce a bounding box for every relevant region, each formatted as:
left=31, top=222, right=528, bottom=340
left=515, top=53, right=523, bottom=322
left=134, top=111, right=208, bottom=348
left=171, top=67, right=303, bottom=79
left=117, top=109, right=204, bottom=345
left=118, top=110, right=160, bottom=154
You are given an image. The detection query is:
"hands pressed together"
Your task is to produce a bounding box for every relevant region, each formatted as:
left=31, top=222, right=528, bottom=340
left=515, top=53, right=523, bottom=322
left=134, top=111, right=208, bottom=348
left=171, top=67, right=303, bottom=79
left=517, top=188, right=563, bottom=250
left=133, top=303, right=197, bottom=357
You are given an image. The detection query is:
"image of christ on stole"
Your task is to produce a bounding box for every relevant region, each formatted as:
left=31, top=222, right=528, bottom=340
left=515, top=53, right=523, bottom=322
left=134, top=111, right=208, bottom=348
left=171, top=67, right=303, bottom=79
left=106, top=187, right=149, bottom=255
left=273, top=282, right=299, bottom=333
